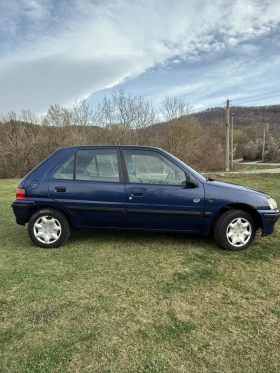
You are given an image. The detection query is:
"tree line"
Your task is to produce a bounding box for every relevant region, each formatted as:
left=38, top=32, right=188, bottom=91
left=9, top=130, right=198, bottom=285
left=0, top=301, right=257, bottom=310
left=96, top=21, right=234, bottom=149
left=194, top=105, right=280, bottom=162
left=0, top=90, right=279, bottom=179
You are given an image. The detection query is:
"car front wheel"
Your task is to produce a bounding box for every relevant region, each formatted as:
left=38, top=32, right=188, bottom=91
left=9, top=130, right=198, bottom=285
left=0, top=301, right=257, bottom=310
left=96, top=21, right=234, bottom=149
left=214, top=209, right=256, bottom=251
left=28, top=209, right=70, bottom=248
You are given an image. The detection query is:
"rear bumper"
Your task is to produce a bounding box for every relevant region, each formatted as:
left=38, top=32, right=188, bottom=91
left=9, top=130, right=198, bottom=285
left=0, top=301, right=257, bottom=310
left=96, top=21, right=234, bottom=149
left=11, top=200, right=35, bottom=225
left=259, top=209, right=280, bottom=236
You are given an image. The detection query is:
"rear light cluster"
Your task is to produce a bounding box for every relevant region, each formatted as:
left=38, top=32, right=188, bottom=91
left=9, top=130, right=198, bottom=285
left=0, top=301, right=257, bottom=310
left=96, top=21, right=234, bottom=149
left=16, top=188, right=25, bottom=200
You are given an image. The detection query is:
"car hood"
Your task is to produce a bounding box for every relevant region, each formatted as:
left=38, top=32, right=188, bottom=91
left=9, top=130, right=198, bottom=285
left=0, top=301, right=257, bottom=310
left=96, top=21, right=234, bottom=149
left=206, top=180, right=271, bottom=198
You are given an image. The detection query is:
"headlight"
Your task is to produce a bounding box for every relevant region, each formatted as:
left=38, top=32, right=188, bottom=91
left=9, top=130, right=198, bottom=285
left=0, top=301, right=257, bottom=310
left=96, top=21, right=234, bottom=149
left=267, top=198, right=278, bottom=210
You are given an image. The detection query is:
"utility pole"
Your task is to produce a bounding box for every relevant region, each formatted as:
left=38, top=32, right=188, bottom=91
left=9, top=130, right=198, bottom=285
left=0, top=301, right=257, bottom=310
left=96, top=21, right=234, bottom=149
left=225, top=99, right=230, bottom=171
left=230, top=113, right=234, bottom=169
left=262, top=122, right=267, bottom=162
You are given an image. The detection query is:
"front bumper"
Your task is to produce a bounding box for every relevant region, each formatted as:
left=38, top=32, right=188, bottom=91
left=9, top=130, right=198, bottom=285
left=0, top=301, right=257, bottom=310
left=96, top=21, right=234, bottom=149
left=264, top=212, right=280, bottom=219
left=259, top=209, right=280, bottom=236
left=11, top=200, right=35, bottom=225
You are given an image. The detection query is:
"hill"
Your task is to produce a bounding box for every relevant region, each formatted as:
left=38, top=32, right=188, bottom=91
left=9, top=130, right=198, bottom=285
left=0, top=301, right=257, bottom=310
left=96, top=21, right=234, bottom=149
left=192, top=105, right=280, bottom=132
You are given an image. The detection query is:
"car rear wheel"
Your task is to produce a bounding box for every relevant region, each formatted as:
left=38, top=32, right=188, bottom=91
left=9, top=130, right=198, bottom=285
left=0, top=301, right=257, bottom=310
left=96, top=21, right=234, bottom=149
left=214, top=209, right=256, bottom=251
left=28, top=209, right=70, bottom=248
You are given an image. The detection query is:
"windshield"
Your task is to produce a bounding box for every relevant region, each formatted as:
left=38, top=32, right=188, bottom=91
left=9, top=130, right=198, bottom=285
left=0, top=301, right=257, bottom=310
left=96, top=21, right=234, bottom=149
left=163, top=150, right=207, bottom=182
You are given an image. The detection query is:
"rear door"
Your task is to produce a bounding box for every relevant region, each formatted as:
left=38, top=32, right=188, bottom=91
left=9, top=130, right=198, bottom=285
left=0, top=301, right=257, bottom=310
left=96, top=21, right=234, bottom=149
left=48, top=147, right=127, bottom=228
left=122, top=148, right=205, bottom=232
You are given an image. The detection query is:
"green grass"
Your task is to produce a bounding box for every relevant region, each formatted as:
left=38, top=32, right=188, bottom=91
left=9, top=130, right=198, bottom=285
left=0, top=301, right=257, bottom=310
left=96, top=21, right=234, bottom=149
left=234, top=164, right=280, bottom=171
left=200, top=163, right=280, bottom=174
left=1, top=176, right=280, bottom=373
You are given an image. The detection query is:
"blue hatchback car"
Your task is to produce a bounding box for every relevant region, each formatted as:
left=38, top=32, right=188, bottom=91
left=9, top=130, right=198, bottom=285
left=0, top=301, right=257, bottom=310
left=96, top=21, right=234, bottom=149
left=12, top=146, right=279, bottom=251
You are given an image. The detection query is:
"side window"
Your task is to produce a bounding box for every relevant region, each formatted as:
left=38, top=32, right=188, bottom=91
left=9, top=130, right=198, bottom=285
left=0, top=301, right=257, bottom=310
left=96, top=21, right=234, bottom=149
left=54, top=154, right=75, bottom=180
left=76, top=149, right=119, bottom=182
left=123, top=150, right=186, bottom=185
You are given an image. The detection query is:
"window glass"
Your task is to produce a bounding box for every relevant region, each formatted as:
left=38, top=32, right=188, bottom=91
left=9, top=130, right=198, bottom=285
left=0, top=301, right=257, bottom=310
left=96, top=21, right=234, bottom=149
left=124, top=150, right=185, bottom=185
left=54, top=154, right=75, bottom=179
left=76, top=149, right=119, bottom=182
left=165, top=151, right=207, bottom=182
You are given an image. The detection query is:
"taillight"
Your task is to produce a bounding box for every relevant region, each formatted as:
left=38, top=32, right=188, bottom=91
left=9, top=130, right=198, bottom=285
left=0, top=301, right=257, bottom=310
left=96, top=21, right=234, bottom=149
left=16, top=188, right=25, bottom=200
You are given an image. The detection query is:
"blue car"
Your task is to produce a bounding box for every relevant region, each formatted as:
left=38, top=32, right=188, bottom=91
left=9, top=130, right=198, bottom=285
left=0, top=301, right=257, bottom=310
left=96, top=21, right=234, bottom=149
left=12, top=146, right=279, bottom=251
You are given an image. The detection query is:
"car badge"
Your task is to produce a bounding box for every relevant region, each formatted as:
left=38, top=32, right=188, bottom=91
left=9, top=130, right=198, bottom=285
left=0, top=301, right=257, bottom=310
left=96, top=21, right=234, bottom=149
left=193, top=198, right=200, bottom=203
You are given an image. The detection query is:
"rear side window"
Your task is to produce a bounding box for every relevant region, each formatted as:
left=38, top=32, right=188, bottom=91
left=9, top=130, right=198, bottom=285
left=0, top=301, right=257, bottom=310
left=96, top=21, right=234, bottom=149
left=54, top=154, right=75, bottom=180
left=76, top=149, right=119, bottom=182
left=54, top=149, right=119, bottom=182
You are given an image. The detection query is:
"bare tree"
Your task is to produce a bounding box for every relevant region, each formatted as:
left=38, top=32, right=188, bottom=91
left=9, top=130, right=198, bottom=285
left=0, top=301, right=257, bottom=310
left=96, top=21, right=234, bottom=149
left=92, top=88, right=157, bottom=145
left=160, top=96, right=191, bottom=122
left=0, top=111, right=43, bottom=177
left=2, top=91, right=277, bottom=178
left=71, top=100, right=94, bottom=145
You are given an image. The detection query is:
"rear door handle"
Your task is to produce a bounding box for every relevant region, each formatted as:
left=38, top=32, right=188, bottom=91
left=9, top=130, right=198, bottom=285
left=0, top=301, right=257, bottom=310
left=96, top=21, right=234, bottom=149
left=55, top=186, right=67, bottom=192
left=131, top=189, right=144, bottom=197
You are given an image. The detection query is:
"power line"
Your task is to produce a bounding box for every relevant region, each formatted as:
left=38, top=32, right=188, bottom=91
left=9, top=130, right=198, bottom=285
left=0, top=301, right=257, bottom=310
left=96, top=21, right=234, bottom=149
left=190, top=97, right=280, bottom=115
left=188, top=90, right=280, bottom=114
left=232, top=94, right=280, bottom=106
left=215, top=95, right=280, bottom=108
left=231, top=89, right=280, bottom=103
left=186, top=89, right=280, bottom=113
left=189, top=102, right=226, bottom=114
left=190, top=104, right=226, bottom=114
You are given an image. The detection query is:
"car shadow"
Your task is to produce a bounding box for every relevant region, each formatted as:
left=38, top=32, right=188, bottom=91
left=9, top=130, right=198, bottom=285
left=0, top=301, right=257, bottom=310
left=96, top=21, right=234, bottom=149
left=69, top=228, right=216, bottom=251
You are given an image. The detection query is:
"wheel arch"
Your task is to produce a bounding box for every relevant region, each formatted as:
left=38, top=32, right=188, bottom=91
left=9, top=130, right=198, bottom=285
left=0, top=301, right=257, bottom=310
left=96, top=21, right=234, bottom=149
left=26, top=205, right=74, bottom=228
left=210, top=203, right=262, bottom=233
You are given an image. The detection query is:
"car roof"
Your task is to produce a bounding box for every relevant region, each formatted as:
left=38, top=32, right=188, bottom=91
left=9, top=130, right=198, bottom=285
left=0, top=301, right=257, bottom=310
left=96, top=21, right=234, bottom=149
left=57, top=145, right=163, bottom=151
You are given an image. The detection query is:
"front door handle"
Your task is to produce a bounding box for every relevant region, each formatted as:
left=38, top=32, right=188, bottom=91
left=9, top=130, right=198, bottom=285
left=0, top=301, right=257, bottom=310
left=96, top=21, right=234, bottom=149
left=131, top=189, right=144, bottom=197
left=55, top=186, right=67, bottom=192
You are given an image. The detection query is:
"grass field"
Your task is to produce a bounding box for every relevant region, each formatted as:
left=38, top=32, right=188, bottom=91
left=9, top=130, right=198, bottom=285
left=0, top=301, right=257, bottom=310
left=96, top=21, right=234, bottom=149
left=1, top=176, right=280, bottom=373
left=234, top=164, right=280, bottom=171
left=200, top=163, right=280, bottom=174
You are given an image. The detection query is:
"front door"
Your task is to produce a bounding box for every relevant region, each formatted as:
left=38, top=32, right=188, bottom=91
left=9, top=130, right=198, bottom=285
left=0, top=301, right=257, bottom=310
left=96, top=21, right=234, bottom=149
left=122, top=148, right=205, bottom=232
left=48, top=147, right=127, bottom=228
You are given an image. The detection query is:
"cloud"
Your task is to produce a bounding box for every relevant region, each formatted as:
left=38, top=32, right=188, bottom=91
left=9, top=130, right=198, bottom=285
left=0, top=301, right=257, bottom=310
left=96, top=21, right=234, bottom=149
left=0, top=0, right=280, bottom=113
left=0, top=55, right=143, bottom=113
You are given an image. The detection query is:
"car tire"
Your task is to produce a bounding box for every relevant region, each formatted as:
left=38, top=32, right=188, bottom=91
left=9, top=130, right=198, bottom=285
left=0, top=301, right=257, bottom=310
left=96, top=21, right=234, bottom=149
left=214, top=209, right=256, bottom=251
left=28, top=209, right=70, bottom=248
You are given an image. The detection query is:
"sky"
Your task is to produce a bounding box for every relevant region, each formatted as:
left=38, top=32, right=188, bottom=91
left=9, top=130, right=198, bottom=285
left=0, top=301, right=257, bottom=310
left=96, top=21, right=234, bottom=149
left=0, top=0, right=280, bottom=114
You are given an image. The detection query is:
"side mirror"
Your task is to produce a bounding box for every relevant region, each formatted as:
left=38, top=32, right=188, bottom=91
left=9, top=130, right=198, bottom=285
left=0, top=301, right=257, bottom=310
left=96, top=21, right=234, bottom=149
left=183, top=173, right=198, bottom=188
